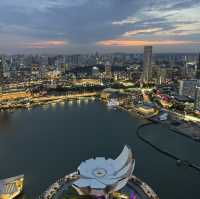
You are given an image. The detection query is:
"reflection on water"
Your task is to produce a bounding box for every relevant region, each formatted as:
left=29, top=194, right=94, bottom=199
left=59, top=101, right=65, bottom=107
left=84, top=99, right=88, bottom=104
left=0, top=102, right=199, bottom=199
left=77, top=99, right=81, bottom=106
left=68, top=100, right=73, bottom=106
left=51, top=102, right=57, bottom=108
left=0, top=111, right=11, bottom=129
left=42, top=104, right=49, bottom=111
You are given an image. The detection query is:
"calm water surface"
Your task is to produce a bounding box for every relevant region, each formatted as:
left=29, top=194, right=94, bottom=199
left=0, top=101, right=199, bottom=199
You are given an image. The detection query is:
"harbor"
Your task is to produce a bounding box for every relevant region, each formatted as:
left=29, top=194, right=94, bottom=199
left=103, top=95, right=200, bottom=143
left=0, top=101, right=199, bottom=199
left=1, top=84, right=200, bottom=143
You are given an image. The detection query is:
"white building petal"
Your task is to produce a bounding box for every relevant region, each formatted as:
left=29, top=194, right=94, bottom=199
left=89, top=180, right=106, bottom=189
left=74, top=178, right=91, bottom=187
left=111, top=161, right=134, bottom=179
left=112, top=146, right=132, bottom=172
left=97, top=178, right=118, bottom=186
left=73, top=145, right=135, bottom=196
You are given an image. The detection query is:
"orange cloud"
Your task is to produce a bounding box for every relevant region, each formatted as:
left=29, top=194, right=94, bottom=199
left=26, top=40, right=66, bottom=48
left=97, top=39, right=200, bottom=47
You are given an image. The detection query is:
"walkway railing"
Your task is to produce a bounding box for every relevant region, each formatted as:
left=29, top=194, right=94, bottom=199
left=36, top=172, right=79, bottom=199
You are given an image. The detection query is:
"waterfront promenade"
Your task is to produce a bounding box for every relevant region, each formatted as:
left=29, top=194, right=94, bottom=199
left=37, top=173, right=159, bottom=199
left=0, top=92, right=98, bottom=110
left=1, top=89, right=200, bottom=144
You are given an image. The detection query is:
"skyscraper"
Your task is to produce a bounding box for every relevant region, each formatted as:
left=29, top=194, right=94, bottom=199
left=159, top=68, right=167, bottom=85
left=105, top=61, right=112, bottom=79
left=92, top=66, right=100, bottom=78
left=0, top=56, right=4, bottom=81
left=196, top=53, right=200, bottom=79
left=143, top=46, right=152, bottom=83
left=198, top=53, right=200, bottom=66
left=179, top=79, right=200, bottom=98
left=195, top=86, right=200, bottom=110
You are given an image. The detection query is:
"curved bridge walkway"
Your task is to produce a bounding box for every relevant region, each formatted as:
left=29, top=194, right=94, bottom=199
left=136, top=122, right=200, bottom=173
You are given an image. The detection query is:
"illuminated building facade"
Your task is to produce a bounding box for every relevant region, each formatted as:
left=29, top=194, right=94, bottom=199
left=196, top=53, right=200, bottom=79
left=92, top=66, right=100, bottom=78
left=143, top=46, right=152, bottom=83
left=105, top=61, right=112, bottom=79
left=195, top=86, right=200, bottom=110
left=0, top=175, right=24, bottom=199
left=0, top=56, right=4, bottom=81
left=179, top=79, right=200, bottom=98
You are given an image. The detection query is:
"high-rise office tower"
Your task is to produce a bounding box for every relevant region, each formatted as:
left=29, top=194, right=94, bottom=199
left=196, top=53, right=200, bottom=79
left=105, top=61, right=112, bottom=79
left=179, top=79, right=200, bottom=98
left=92, top=66, right=100, bottom=78
left=198, top=53, right=200, bottom=66
left=0, top=56, right=4, bottom=80
left=184, top=56, right=188, bottom=78
left=159, top=68, right=167, bottom=85
left=143, top=46, right=152, bottom=83
left=195, top=86, right=200, bottom=110
left=186, top=63, right=196, bottom=79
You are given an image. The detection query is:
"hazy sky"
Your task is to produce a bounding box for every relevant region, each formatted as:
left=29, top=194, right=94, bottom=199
left=0, top=0, right=200, bottom=53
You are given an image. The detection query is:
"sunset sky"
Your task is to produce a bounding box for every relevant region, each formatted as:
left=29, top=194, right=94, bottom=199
left=0, top=0, right=200, bottom=53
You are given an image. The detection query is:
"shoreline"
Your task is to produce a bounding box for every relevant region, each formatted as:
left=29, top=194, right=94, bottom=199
left=0, top=92, right=98, bottom=111
left=114, top=104, right=200, bottom=143
left=2, top=95, right=200, bottom=143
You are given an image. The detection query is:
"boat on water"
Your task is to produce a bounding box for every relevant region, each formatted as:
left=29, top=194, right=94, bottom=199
left=159, top=111, right=168, bottom=121
left=0, top=175, right=24, bottom=199
left=107, top=98, right=120, bottom=109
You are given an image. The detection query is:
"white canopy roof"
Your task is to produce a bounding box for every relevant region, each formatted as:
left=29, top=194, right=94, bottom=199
left=73, top=145, right=135, bottom=194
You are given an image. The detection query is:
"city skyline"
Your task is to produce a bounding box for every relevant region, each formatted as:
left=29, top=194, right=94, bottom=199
left=0, top=2, right=200, bottom=198
left=0, top=0, right=199, bottom=54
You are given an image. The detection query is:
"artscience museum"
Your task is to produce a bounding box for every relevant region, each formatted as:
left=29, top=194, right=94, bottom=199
left=73, top=145, right=135, bottom=197
left=38, top=145, right=159, bottom=199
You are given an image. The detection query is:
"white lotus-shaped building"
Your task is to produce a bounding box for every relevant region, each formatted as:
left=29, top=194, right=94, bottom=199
left=73, top=145, right=135, bottom=197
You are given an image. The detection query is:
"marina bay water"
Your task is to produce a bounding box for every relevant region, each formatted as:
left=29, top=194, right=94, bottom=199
left=0, top=100, right=199, bottom=199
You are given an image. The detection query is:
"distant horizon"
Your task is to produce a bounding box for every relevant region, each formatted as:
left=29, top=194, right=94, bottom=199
left=0, top=50, right=199, bottom=56
left=0, top=43, right=199, bottom=55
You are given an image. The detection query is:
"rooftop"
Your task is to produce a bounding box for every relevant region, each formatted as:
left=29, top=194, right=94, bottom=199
left=73, top=146, right=135, bottom=196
